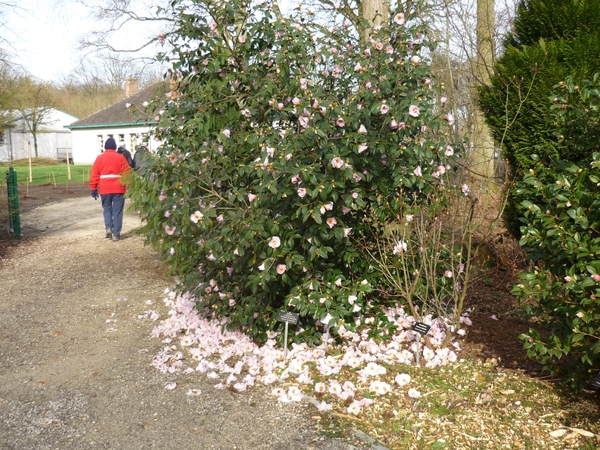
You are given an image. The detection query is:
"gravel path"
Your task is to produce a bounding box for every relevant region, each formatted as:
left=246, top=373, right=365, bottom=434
left=0, top=197, right=372, bottom=449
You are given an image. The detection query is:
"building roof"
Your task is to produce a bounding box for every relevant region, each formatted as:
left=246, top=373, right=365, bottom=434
left=66, top=81, right=168, bottom=130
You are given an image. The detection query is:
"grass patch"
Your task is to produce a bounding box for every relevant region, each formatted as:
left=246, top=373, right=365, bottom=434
left=0, top=160, right=92, bottom=185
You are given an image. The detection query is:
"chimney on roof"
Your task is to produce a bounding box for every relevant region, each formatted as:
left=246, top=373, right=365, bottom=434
left=125, top=78, right=139, bottom=97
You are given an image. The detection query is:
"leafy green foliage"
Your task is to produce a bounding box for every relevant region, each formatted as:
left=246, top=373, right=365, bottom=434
left=129, top=0, right=462, bottom=344
left=512, top=76, right=600, bottom=387
left=478, top=0, right=600, bottom=238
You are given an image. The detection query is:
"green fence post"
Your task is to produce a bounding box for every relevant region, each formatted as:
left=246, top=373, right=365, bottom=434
left=6, top=167, right=22, bottom=239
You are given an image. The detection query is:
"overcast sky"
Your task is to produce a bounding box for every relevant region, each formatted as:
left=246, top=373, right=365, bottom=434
left=4, top=0, right=162, bottom=83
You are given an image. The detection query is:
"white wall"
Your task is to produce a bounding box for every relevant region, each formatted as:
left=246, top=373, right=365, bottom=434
left=71, top=125, right=160, bottom=164
left=0, top=109, right=77, bottom=163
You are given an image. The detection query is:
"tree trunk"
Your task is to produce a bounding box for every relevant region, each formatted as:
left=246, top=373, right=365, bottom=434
left=472, top=0, right=495, bottom=180
left=361, top=0, right=389, bottom=41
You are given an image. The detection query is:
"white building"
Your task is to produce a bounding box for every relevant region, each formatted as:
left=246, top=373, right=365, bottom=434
left=66, top=80, right=168, bottom=164
left=0, top=108, right=78, bottom=163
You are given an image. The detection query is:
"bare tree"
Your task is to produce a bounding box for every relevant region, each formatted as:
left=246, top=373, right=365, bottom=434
left=13, top=78, right=59, bottom=158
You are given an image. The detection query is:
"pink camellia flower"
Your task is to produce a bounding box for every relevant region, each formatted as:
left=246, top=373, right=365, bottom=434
left=344, top=19, right=351, bottom=28
left=413, top=166, right=422, bottom=177
left=299, top=116, right=309, bottom=128
left=331, top=156, right=344, bottom=168
left=461, top=184, right=470, bottom=196
left=344, top=228, right=352, bottom=237
left=165, top=225, right=176, bottom=235
left=297, top=187, right=307, bottom=198
left=358, top=143, right=368, bottom=153
left=358, top=124, right=367, bottom=134
left=411, top=55, right=421, bottom=65
left=593, top=274, right=600, bottom=282
left=229, top=298, right=236, bottom=306
left=190, top=211, right=204, bottom=223
left=375, top=42, right=384, bottom=51
left=564, top=276, right=573, bottom=282
left=441, top=96, right=448, bottom=104
left=409, top=105, right=420, bottom=117
left=248, top=193, right=257, bottom=202
left=326, top=217, right=337, bottom=228
left=445, top=145, right=454, bottom=156
left=300, top=78, right=308, bottom=90
left=222, top=129, right=231, bottom=138
left=444, top=270, right=453, bottom=278
left=336, top=117, right=345, bottom=127
left=394, top=13, right=405, bottom=25
left=390, top=119, right=399, bottom=129
left=276, top=264, right=286, bottom=275
left=238, top=34, right=246, bottom=43
left=352, top=192, right=359, bottom=199
left=292, top=97, right=301, bottom=106
left=445, top=113, right=455, bottom=126
left=159, top=191, right=167, bottom=201
left=277, top=103, right=284, bottom=110
left=380, top=103, right=390, bottom=114
left=268, top=236, right=281, bottom=249
left=385, top=45, right=394, bottom=54
left=354, top=62, right=362, bottom=72
left=335, top=278, right=342, bottom=287
left=408, top=388, right=421, bottom=398
left=342, top=206, right=351, bottom=214
left=395, top=373, right=411, bottom=386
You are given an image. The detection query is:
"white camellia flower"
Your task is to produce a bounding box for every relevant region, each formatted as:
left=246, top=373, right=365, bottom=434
left=268, top=236, right=281, bottom=248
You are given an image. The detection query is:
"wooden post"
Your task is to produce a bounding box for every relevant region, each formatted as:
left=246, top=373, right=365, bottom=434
left=28, top=141, right=33, bottom=183
left=65, top=140, right=71, bottom=180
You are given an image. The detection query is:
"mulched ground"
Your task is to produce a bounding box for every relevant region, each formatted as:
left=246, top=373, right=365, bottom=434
left=0, top=183, right=544, bottom=376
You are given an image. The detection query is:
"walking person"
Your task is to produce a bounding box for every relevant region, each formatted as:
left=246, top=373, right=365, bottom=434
left=117, top=145, right=134, bottom=168
left=132, top=144, right=150, bottom=172
left=90, top=138, right=131, bottom=241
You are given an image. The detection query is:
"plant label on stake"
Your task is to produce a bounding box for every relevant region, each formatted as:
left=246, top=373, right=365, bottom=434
left=278, top=311, right=299, bottom=359
left=593, top=372, right=600, bottom=389
left=412, top=322, right=431, bottom=366
left=321, top=313, right=335, bottom=356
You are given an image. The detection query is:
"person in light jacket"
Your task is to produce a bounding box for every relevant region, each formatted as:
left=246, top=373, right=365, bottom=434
left=90, top=138, right=131, bottom=241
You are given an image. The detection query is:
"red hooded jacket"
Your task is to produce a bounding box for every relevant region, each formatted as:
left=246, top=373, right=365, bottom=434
left=90, top=150, right=130, bottom=195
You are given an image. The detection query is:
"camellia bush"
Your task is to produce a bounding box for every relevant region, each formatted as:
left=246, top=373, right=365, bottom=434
left=512, top=75, right=600, bottom=388
left=129, top=0, right=465, bottom=346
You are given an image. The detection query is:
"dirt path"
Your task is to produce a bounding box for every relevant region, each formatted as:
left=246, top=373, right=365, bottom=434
left=0, top=197, right=367, bottom=449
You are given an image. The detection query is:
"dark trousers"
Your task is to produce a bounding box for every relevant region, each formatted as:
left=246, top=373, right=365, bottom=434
left=101, top=193, right=125, bottom=237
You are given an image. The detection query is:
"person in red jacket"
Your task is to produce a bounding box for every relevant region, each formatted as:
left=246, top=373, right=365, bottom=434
left=90, top=138, right=131, bottom=241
